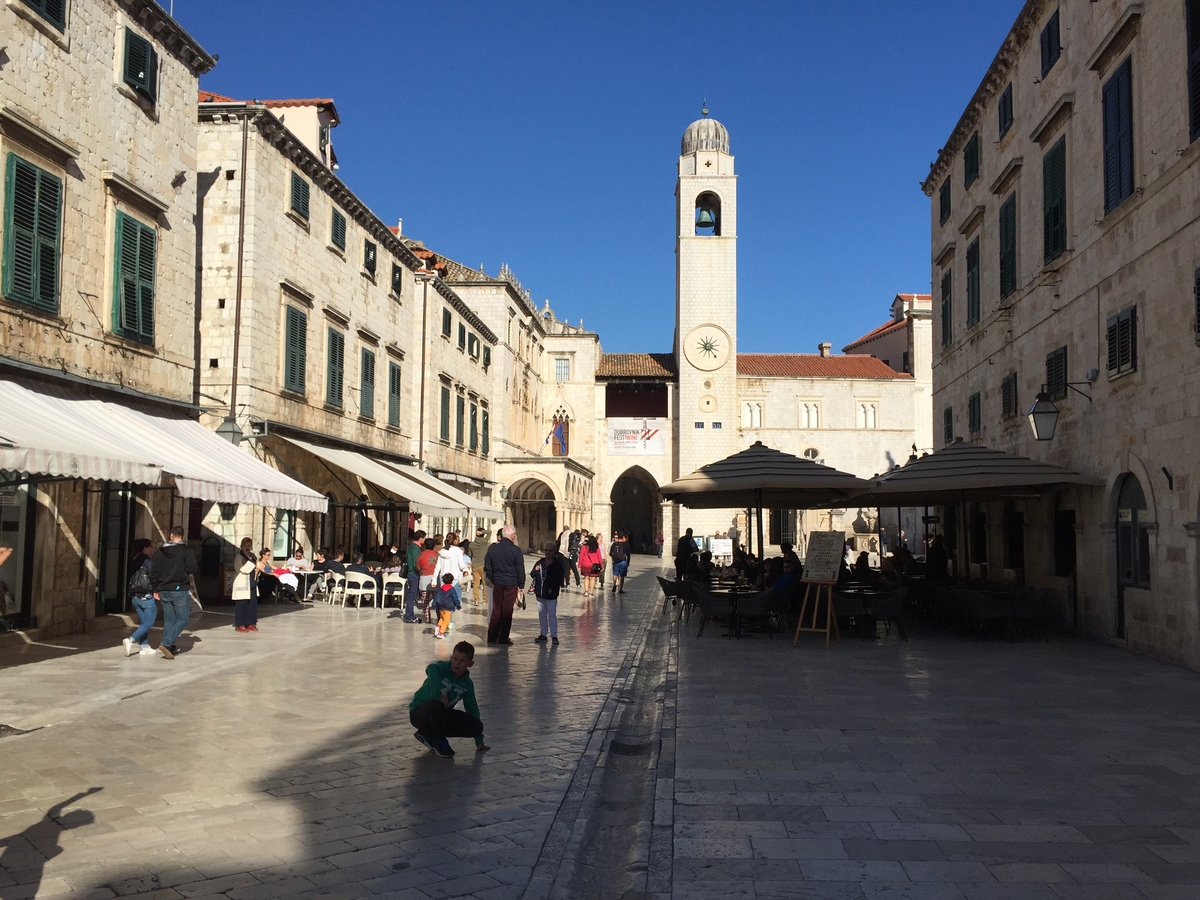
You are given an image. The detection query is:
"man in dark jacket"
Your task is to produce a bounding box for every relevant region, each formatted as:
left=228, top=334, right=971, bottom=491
left=484, top=525, right=525, bottom=645
left=675, top=528, right=698, bottom=581
left=149, top=525, right=198, bottom=659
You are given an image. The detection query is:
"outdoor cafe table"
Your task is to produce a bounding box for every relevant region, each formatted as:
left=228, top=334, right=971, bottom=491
left=705, top=584, right=752, bottom=638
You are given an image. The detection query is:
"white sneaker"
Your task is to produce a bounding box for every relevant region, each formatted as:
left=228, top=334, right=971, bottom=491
left=122, top=638, right=135, bottom=657
left=139, top=645, right=156, bottom=655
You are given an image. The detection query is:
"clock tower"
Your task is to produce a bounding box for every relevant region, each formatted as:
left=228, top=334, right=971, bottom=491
left=675, top=108, right=738, bottom=528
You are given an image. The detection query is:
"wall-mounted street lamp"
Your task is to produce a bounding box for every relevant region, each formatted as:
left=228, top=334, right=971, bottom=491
left=1027, top=375, right=1096, bottom=441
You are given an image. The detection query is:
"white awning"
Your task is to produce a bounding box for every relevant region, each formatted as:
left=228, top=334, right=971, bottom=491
left=281, top=437, right=462, bottom=516
left=377, top=460, right=503, bottom=519
left=0, top=378, right=327, bottom=512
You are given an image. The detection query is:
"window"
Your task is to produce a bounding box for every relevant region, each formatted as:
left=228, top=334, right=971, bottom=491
left=1040, top=9, right=1061, bottom=77
left=468, top=334, right=480, bottom=359
left=802, top=448, right=820, bottom=461
left=1102, top=57, right=1134, bottom=214
left=326, top=328, right=344, bottom=408
left=1001, top=372, right=1018, bottom=419
left=555, top=358, right=570, bottom=382
left=455, top=394, right=465, bottom=446
left=482, top=346, right=492, bottom=368
left=1046, top=345, right=1067, bottom=400
left=939, top=269, right=952, bottom=347
left=284, top=307, right=307, bottom=393
left=481, top=408, right=490, bottom=455
left=998, top=83, right=1014, bottom=139
left=999, top=194, right=1017, bottom=299
left=858, top=402, right=878, bottom=429
left=3, top=153, right=62, bottom=312
left=769, top=510, right=797, bottom=546
left=742, top=402, right=762, bottom=428
left=1106, top=307, right=1137, bottom=377
left=550, top=416, right=569, bottom=456
left=363, top=240, right=377, bottom=275
left=469, top=402, right=478, bottom=451
left=290, top=172, right=310, bottom=221
left=122, top=28, right=158, bottom=103
left=1043, top=137, right=1067, bottom=263
left=966, top=237, right=980, bottom=327
left=391, top=262, right=402, bottom=294
left=457, top=323, right=467, bottom=350
left=379, top=362, right=397, bottom=429
left=360, top=348, right=375, bottom=419
left=963, top=132, right=980, bottom=188
left=939, top=180, right=951, bottom=225
left=21, top=0, right=65, bottom=30
left=799, top=402, right=819, bottom=429
left=112, top=211, right=155, bottom=344
left=1189, top=0, right=1200, bottom=141
left=439, top=385, right=451, bottom=441
left=1116, top=473, right=1150, bottom=589
left=968, top=392, right=982, bottom=433
left=441, top=308, right=452, bottom=337
left=331, top=209, right=346, bottom=250
left=943, top=406, right=953, bottom=444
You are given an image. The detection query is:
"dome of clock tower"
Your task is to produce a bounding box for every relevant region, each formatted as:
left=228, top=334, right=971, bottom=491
left=681, top=110, right=729, bottom=155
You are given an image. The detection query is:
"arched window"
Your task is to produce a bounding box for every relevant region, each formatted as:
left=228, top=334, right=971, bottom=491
left=800, top=402, right=820, bottom=429
left=859, top=402, right=878, bottom=429
left=741, top=402, right=762, bottom=428
left=695, top=192, right=721, bottom=236
left=1116, top=474, right=1150, bottom=588
left=551, top=409, right=570, bottom=457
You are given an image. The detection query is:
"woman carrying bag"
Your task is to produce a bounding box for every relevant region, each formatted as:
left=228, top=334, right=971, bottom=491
left=122, top=538, right=158, bottom=657
left=231, top=537, right=259, bottom=633
left=578, top=534, right=603, bottom=598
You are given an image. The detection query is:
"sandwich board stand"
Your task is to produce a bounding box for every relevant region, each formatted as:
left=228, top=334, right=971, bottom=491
left=793, top=531, right=844, bottom=648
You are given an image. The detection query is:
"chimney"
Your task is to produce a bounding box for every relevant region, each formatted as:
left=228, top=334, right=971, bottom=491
left=818, top=342, right=832, bottom=358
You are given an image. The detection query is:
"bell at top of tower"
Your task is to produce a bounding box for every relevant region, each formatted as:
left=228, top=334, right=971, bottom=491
left=681, top=105, right=729, bottom=156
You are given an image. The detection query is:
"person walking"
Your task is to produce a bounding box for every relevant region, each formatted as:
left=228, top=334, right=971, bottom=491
left=579, top=534, right=603, bottom=598
left=231, top=537, right=259, bottom=634
left=149, top=525, right=197, bottom=659
left=404, top=530, right=425, bottom=622
left=609, top=532, right=630, bottom=594
left=530, top=540, right=565, bottom=644
left=483, top=525, right=525, bottom=645
left=566, top=528, right=582, bottom=588
left=594, top=532, right=608, bottom=590
left=675, top=527, right=698, bottom=581
left=122, top=538, right=158, bottom=657
left=469, top=527, right=488, bottom=605
left=431, top=573, right=462, bottom=639
left=416, top=537, right=440, bottom=623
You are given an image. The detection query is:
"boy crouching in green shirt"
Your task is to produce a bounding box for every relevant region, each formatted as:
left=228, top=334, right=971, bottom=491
left=409, top=640, right=490, bottom=758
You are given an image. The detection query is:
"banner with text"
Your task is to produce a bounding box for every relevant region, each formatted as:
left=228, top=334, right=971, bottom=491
left=608, top=418, right=667, bottom=456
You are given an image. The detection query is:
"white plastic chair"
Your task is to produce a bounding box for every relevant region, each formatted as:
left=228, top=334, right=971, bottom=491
left=381, top=573, right=405, bottom=609
left=343, top=573, right=378, bottom=609
left=328, top=574, right=347, bottom=607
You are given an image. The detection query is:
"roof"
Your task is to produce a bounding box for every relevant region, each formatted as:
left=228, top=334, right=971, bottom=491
left=198, top=92, right=341, bottom=124
left=597, top=353, right=677, bottom=379
left=737, top=354, right=911, bottom=379
left=843, top=319, right=906, bottom=352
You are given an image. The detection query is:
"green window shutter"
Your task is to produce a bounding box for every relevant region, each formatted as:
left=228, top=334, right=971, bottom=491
left=966, top=238, right=980, bottom=327
left=442, top=309, right=452, bottom=336
left=1106, top=308, right=1137, bottom=376
left=457, top=323, right=466, bottom=349
left=388, top=362, right=401, bottom=427
left=360, top=349, right=375, bottom=418
left=1001, top=372, right=1017, bottom=419
left=998, top=83, right=1013, bottom=139
left=469, top=402, right=478, bottom=451
left=23, top=0, right=66, bottom=30
left=122, top=29, right=157, bottom=102
left=939, top=268, right=952, bottom=347
left=939, top=180, right=951, bottom=225
left=439, top=386, right=451, bottom=441
left=942, top=407, right=953, bottom=445
left=481, top=408, right=490, bottom=455
left=1046, top=346, right=1067, bottom=400
left=391, top=263, right=402, bottom=294
left=331, top=209, right=345, bottom=249
left=364, top=240, right=377, bottom=274
left=1042, top=137, right=1067, bottom=263
left=455, top=394, right=465, bottom=445
left=4, top=153, right=62, bottom=312
left=999, top=194, right=1017, bottom=298
left=326, top=329, right=344, bottom=407
left=483, top=346, right=491, bottom=368
left=963, top=132, right=980, bottom=188
left=112, top=211, right=155, bottom=343
left=291, top=173, right=310, bottom=220
left=1102, top=57, right=1134, bottom=213
left=284, top=307, right=307, bottom=393
left=968, top=392, right=981, bottom=433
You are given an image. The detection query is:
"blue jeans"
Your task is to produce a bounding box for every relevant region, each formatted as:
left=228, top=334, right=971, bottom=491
left=130, top=594, right=157, bottom=645
left=404, top=571, right=420, bottom=619
left=158, top=590, right=191, bottom=648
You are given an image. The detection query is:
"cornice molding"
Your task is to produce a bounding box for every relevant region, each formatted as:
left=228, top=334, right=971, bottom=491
left=1086, top=4, right=1143, bottom=74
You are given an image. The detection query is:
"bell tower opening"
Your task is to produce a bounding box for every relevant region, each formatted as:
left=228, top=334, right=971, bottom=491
left=695, top=192, right=721, bottom=236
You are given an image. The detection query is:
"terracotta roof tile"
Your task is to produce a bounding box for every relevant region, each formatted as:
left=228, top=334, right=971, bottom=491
left=843, top=318, right=906, bottom=351
left=597, top=353, right=677, bottom=379
left=737, top=354, right=910, bottom=379
left=198, top=90, right=236, bottom=103
left=197, top=92, right=340, bottom=124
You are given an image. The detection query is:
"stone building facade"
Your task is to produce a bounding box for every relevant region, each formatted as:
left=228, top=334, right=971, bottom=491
left=923, top=0, right=1200, bottom=666
left=0, top=0, right=216, bottom=634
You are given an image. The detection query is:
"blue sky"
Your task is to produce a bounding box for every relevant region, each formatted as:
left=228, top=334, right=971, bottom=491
left=174, top=1, right=1022, bottom=355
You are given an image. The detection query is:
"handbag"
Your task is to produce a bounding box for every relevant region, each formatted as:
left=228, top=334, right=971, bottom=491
left=590, top=562, right=603, bottom=575
left=128, top=564, right=152, bottom=595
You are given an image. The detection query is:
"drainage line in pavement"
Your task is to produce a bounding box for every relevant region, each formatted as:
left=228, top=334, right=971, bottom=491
left=529, top=586, right=673, bottom=899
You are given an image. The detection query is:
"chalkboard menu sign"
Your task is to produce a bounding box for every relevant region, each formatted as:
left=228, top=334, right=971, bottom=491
left=802, top=531, right=844, bottom=583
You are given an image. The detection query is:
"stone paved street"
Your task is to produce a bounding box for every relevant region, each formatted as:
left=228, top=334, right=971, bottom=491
left=4, top=561, right=1200, bottom=899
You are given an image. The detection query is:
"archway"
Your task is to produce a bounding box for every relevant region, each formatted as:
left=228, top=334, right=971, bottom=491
left=506, top=477, right=558, bottom=552
left=610, top=467, right=661, bottom=555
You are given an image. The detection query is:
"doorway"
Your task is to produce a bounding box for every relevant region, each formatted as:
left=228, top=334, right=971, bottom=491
left=611, top=468, right=660, bottom=554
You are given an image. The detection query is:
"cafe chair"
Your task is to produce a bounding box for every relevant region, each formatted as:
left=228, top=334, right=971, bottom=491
left=870, top=586, right=910, bottom=640
left=733, top=589, right=781, bottom=638
left=656, top=575, right=683, bottom=615
left=381, top=573, right=405, bottom=609
left=343, top=573, right=378, bottom=609
left=691, top=585, right=734, bottom=638
left=328, top=573, right=347, bottom=607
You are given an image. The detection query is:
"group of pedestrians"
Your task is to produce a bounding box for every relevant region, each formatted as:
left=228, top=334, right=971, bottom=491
left=121, top=525, right=199, bottom=660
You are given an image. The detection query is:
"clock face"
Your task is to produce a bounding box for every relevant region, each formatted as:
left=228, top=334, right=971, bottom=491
left=683, top=324, right=731, bottom=371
